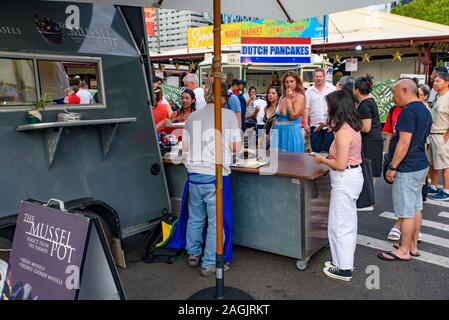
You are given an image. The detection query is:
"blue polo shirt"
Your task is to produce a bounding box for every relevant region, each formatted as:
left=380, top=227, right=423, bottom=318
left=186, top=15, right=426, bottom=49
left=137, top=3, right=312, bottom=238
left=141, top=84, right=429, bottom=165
left=389, top=101, right=432, bottom=172
left=226, top=93, right=246, bottom=129
left=226, top=94, right=241, bottom=112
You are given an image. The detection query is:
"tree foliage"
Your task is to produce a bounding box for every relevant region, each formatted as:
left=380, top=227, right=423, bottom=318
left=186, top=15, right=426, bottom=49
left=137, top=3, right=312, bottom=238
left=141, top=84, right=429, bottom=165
left=391, top=0, right=449, bottom=26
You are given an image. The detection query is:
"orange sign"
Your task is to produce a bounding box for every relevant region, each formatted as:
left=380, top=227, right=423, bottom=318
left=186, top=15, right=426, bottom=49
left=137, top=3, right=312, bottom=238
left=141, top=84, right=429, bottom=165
left=144, top=7, right=155, bottom=36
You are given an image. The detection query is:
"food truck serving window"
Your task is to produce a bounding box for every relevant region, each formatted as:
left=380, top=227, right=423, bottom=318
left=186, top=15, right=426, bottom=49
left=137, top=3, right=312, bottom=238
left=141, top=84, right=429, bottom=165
left=0, top=58, right=37, bottom=106
left=0, top=52, right=105, bottom=110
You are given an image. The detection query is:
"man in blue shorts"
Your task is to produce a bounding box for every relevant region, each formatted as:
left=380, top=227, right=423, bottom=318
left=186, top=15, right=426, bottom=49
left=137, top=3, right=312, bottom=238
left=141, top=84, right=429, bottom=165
left=379, top=78, right=432, bottom=262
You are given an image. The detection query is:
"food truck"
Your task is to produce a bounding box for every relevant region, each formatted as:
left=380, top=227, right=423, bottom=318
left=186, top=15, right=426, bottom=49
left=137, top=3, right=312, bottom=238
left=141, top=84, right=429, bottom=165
left=0, top=0, right=332, bottom=274
left=198, top=52, right=333, bottom=93
left=0, top=0, right=170, bottom=264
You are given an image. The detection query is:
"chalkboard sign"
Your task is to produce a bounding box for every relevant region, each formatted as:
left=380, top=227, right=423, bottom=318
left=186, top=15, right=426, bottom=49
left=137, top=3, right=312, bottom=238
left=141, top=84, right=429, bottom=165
left=1, top=200, right=125, bottom=300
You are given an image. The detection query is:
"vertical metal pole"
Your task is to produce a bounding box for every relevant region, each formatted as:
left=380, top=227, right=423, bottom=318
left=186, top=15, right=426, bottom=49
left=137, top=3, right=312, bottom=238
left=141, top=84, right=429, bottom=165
left=156, top=8, right=161, bottom=54
left=424, top=44, right=432, bottom=84
left=213, top=0, right=225, bottom=299
left=417, top=46, right=422, bottom=75
left=324, top=15, right=328, bottom=44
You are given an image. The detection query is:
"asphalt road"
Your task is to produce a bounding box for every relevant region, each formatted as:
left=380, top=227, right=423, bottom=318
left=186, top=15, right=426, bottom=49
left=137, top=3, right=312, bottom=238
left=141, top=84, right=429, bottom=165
left=118, top=178, right=449, bottom=300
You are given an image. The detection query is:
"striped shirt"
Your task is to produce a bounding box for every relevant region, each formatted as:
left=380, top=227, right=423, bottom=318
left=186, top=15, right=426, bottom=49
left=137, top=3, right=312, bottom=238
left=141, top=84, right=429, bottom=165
left=328, top=123, right=362, bottom=166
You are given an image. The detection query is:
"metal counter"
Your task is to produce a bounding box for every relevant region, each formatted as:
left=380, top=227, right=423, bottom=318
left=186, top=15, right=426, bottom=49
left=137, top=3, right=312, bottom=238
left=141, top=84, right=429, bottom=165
left=163, top=152, right=330, bottom=270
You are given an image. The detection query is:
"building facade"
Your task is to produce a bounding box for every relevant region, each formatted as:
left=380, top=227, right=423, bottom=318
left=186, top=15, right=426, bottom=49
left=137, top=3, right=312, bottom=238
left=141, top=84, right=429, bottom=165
left=148, top=10, right=210, bottom=52
left=148, top=10, right=256, bottom=53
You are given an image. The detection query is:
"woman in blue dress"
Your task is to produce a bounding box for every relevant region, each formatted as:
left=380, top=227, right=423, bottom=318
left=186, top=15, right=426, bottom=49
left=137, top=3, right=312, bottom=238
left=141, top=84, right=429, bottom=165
left=270, top=71, right=306, bottom=152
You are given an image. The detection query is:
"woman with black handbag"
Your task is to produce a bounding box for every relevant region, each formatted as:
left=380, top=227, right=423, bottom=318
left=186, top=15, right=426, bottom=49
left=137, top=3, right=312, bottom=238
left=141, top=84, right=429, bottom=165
left=311, top=90, right=363, bottom=282
left=354, top=75, right=383, bottom=211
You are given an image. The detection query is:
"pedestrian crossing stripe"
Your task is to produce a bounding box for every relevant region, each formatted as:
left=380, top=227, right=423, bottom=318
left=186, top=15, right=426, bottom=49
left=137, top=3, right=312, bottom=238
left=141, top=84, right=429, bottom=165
left=380, top=211, right=449, bottom=232
left=438, top=212, right=449, bottom=219
left=419, top=233, right=449, bottom=250
left=357, top=235, right=449, bottom=269
left=425, top=199, right=449, bottom=208
left=378, top=212, right=449, bottom=249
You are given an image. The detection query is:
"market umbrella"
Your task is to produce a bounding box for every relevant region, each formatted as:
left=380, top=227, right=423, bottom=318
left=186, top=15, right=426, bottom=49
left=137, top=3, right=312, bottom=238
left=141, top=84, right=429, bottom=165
left=48, top=0, right=390, bottom=299
left=48, top=0, right=389, bottom=22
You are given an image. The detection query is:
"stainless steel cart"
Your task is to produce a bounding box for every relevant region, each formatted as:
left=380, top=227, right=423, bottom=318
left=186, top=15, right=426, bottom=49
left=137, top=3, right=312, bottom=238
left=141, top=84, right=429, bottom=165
left=164, top=152, right=330, bottom=270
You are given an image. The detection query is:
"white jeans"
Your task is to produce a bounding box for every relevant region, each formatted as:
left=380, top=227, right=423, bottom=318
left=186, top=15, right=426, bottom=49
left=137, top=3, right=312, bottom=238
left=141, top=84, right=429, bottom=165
left=328, top=167, right=363, bottom=270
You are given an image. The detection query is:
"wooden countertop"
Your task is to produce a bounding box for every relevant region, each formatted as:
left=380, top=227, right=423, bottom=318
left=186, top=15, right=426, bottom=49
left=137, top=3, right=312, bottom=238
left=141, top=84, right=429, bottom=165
left=163, top=152, right=329, bottom=180
left=232, top=152, right=329, bottom=180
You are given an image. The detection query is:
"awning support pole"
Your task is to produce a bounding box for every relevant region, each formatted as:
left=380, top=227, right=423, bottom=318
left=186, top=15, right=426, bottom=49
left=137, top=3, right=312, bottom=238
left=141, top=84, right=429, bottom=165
left=213, top=0, right=225, bottom=300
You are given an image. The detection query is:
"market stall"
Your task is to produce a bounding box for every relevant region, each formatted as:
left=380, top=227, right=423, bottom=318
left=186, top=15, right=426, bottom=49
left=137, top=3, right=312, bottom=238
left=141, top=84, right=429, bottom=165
left=164, top=152, right=330, bottom=270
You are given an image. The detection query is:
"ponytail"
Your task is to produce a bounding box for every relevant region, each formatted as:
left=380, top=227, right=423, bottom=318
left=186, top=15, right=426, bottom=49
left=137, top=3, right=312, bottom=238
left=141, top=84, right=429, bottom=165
left=355, top=74, right=374, bottom=94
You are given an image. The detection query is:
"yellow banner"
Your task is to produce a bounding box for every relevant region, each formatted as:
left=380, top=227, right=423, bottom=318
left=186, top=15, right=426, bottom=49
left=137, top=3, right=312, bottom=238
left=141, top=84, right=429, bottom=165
left=188, top=18, right=325, bottom=49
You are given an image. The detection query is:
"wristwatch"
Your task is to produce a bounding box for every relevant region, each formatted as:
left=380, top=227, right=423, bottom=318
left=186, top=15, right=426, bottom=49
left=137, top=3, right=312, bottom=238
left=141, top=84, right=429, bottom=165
left=388, top=164, right=397, bottom=171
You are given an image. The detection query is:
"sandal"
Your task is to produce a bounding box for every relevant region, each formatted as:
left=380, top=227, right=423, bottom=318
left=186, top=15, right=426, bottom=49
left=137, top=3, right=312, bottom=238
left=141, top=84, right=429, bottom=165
left=387, top=227, right=401, bottom=241
left=377, top=251, right=410, bottom=261
left=392, top=243, right=421, bottom=257
left=390, top=231, right=422, bottom=243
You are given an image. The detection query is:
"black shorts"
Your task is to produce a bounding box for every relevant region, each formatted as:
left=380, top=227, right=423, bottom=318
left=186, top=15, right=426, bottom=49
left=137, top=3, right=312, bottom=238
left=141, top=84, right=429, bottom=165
left=363, top=140, right=384, bottom=177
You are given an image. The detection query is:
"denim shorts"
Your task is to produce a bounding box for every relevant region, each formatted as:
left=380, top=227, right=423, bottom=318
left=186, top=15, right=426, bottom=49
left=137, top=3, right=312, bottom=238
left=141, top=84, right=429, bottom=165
left=392, top=168, right=429, bottom=218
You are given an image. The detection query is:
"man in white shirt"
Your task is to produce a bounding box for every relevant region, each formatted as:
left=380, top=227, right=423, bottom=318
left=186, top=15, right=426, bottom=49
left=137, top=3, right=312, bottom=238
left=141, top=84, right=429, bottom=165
left=183, top=73, right=207, bottom=111
left=182, top=83, right=241, bottom=276
left=38, top=61, right=70, bottom=104
left=76, top=81, right=94, bottom=104
left=304, top=68, right=337, bottom=153
left=183, top=101, right=241, bottom=176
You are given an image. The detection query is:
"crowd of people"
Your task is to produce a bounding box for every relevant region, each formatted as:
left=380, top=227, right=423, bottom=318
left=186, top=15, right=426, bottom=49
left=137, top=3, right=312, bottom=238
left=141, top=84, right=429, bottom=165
left=59, top=79, right=96, bottom=105
left=152, top=66, right=449, bottom=281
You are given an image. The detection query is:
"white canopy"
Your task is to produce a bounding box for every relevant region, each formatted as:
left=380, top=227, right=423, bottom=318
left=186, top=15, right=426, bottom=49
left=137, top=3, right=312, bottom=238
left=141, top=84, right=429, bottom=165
left=46, top=0, right=390, bottom=21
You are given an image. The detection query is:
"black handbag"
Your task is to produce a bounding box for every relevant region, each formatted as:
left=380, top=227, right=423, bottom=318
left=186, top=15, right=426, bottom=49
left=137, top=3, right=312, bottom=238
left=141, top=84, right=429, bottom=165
left=382, top=153, right=393, bottom=185
left=382, top=106, right=396, bottom=185
left=357, top=154, right=376, bottom=208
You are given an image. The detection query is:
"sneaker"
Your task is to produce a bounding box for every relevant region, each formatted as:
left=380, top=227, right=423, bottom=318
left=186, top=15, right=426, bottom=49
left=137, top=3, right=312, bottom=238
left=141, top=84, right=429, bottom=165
left=427, top=185, right=439, bottom=195
left=188, top=255, right=200, bottom=267
left=200, top=267, right=215, bottom=277
left=357, top=206, right=374, bottom=212
left=200, top=263, right=231, bottom=277
left=430, top=189, right=449, bottom=201
left=324, top=261, right=355, bottom=271
left=323, top=265, right=352, bottom=282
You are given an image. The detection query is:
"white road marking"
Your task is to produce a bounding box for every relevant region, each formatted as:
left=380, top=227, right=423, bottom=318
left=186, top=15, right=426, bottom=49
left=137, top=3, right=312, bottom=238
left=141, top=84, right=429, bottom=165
left=420, top=233, right=449, bottom=250
left=357, top=234, right=449, bottom=269
left=438, top=212, right=449, bottom=219
left=378, top=210, right=449, bottom=248
left=425, top=199, right=449, bottom=208
left=380, top=211, right=449, bottom=232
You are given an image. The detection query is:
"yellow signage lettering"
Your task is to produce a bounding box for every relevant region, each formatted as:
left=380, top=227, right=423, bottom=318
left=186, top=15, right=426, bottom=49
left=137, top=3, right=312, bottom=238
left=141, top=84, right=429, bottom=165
left=188, top=19, right=320, bottom=49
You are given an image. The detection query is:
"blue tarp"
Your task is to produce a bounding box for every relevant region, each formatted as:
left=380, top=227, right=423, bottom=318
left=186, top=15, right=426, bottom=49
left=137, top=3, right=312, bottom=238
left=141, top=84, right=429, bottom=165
left=167, top=176, right=233, bottom=263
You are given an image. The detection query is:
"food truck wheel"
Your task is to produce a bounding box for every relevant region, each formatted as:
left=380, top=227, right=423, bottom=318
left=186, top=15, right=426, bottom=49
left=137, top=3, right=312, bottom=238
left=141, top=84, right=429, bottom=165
left=296, top=259, right=309, bottom=271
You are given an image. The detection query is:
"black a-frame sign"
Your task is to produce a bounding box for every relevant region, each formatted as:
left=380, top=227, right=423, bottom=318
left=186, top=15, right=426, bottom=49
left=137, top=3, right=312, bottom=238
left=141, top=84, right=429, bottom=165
left=2, top=200, right=126, bottom=300
left=76, top=211, right=126, bottom=300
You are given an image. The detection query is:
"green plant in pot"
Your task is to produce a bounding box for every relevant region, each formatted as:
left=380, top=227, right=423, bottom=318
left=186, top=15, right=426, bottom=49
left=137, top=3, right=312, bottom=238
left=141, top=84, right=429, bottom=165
left=27, top=92, right=51, bottom=124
